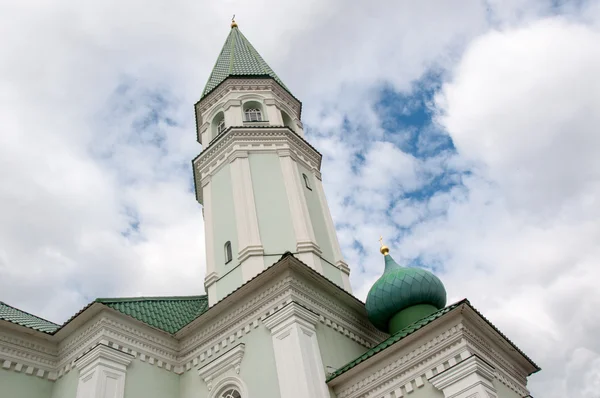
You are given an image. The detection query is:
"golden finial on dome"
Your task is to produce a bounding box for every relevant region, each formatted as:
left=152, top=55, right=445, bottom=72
left=379, top=236, right=389, bottom=256
left=231, top=14, right=238, bottom=28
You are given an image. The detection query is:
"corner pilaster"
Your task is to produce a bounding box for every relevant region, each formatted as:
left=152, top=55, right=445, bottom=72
left=313, top=170, right=352, bottom=293
left=74, top=343, right=133, bottom=398
left=263, top=302, right=329, bottom=398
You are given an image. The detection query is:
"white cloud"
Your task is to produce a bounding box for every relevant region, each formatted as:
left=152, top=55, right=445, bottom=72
left=1, top=1, right=598, bottom=397
left=424, top=16, right=600, bottom=397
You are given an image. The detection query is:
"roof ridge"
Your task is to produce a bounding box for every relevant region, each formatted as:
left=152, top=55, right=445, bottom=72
left=0, top=300, right=60, bottom=326
left=96, top=295, right=207, bottom=303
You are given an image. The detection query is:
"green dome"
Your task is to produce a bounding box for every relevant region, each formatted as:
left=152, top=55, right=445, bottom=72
left=365, top=253, right=446, bottom=333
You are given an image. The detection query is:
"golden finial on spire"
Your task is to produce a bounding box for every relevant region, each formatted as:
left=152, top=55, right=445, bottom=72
left=379, top=236, right=389, bottom=256
left=231, top=14, right=238, bottom=28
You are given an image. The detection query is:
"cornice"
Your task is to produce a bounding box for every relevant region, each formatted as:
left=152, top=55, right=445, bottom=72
left=461, top=326, right=529, bottom=396
left=196, top=128, right=320, bottom=173
left=331, top=316, right=530, bottom=398
left=332, top=321, right=467, bottom=398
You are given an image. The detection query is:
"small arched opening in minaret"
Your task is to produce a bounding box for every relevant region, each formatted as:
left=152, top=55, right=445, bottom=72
left=211, top=111, right=226, bottom=141
left=243, top=101, right=264, bottom=122
left=224, top=241, right=232, bottom=264
left=281, top=110, right=295, bottom=132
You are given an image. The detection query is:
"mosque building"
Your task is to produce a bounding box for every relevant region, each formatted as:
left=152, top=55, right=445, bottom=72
left=0, top=20, right=539, bottom=398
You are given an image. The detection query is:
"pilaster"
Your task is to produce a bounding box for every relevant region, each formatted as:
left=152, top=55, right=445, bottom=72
left=229, top=151, right=265, bottom=281
left=264, top=98, right=284, bottom=125
left=202, top=177, right=219, bottom=306
left=224, top=99, right=243, bottom=126
left=277, top=150, right=323, bottom=273
left=74, top=343, right=133, bottom=398
left=263, top=302, right=330, bottom=398
left=313, top=170, right=352, bottom=292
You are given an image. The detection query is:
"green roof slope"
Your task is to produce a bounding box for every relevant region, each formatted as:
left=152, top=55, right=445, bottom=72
left=202, top=26, right=289, bottom=98
left=327, top=300, right=464, bottom=381
left=0, top=301, right=60, bottom=334
left=97, top=296, right=208, bottom=334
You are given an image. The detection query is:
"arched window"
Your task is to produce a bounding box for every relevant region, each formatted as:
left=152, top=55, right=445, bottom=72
left=220, top=389, right=241, bottom=398
left=281, top=110, right=295, bottom=131
left=224, top=241, right=232, bottom=264
left=211, top=111, right=226, bottom=141
left=302, top=173, right=312, bottom=190
left=217, top=118, right=226, bottom=135
left=244, top=108, right=262, bottom=122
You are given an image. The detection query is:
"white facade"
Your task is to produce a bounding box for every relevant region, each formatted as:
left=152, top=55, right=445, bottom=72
left=0, top=257, right=538, bottom=398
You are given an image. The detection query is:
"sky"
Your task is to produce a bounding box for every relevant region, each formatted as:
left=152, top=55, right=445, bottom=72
left=1, top=0, right=599, bottom=396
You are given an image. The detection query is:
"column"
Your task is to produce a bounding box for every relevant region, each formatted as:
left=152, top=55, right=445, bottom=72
left=312, top=170, right=352, bottom=293
left=430, top=355, right=498, bottom=398
left=278, top=150, right=323, bottom=272
left=75, top=343, right=133, bottom=398
left=229, top=151, right=264, bottom=281
left=263, top=303, right=330, bottom=398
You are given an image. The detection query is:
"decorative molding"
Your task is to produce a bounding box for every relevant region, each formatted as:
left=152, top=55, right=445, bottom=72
left=193, top=128, right=322, bottom=203
left=430, top=355, right=497, bottom=398
left=198, top=344, right=245, bottom=391
left=333, top=323, right=467, bottom=398
left=224, top=99, right=242, bottom=111
left=75, top=343, right=133, bottom=398
left=196, top=78, right=301, bottom=122
left=205, top=271, right=220, bottom=288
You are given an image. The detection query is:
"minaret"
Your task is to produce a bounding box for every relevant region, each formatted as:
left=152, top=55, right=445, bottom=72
left=193, top=20, right=351, bottom=306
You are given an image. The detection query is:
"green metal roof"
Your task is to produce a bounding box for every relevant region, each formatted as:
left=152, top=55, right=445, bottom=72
left=97, top=296, right=209, bottom=334
left=0, top=301, right=60, bottom=334
left=0, top=296, right=208, bottom=335
left=201, top=26, right=289, bottom=99
left=327, top=300, right=464, bottom=381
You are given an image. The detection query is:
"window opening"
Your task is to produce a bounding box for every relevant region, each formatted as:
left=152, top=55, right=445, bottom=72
left=303, top=173, right=312, bottom=190
left=220, top=389, right=241, bottom=398
left=224, top=241, right=232, bottom=264
left=217, top=118, right=226, bottom=135
left=244, top=108, right=262, bottom=122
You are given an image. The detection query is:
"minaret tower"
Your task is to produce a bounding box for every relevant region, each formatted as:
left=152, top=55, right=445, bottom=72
left=193, top=20, right=351, bottom=305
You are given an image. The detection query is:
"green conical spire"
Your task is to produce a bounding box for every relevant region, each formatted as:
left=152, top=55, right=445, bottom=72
left=201, top=23, right=290, bottom=99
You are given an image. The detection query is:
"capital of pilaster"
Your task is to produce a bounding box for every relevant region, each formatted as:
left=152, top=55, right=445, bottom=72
left=263, top=98, right=278, bottom=106
left=224, top=99, right=242, bottom=111
left=263, top=302, right=319, bottom=335
left=200, top=175, right=212, bottom=187
left=228, top=150, right=249, bottom=163
left=430, top=355, right=496, bottom=398
left=276, top=148, right=293, bottom=158
left=75, top=343, right=133, bottom=373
